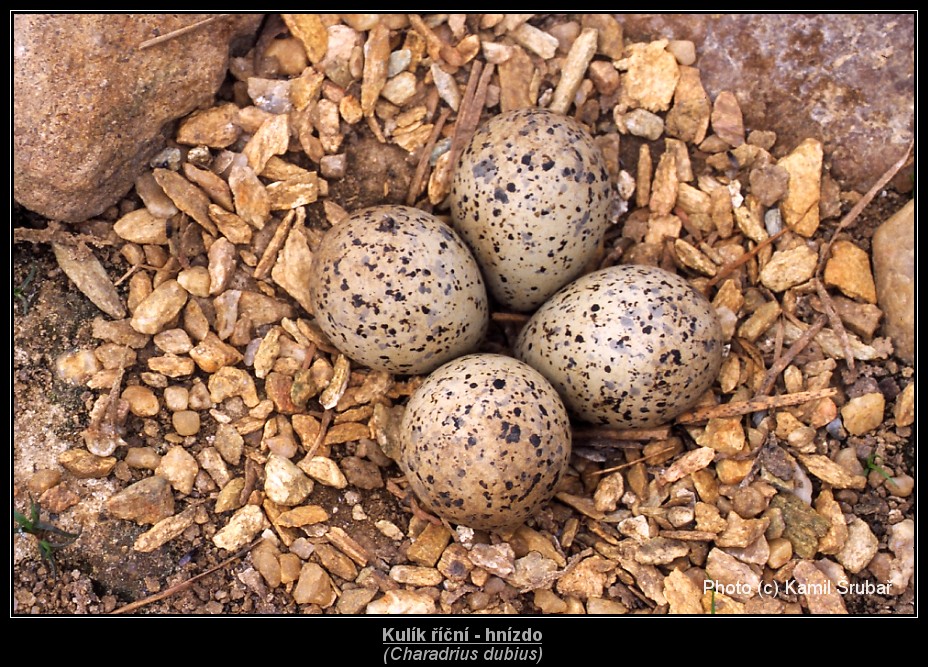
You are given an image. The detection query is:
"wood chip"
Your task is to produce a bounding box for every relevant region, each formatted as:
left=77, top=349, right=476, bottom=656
left=549, top=28, right=598, bottom=114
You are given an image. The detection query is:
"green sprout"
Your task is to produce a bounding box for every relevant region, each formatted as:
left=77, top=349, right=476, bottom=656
left=13, top=264, right=39, bottom=314
left=865, top=453, right=898, bottom=488
left=13, top=499, right=81, bottom=577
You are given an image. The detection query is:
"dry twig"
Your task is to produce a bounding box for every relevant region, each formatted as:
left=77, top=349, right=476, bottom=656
left=707, top=227, right=787, bottom=288
left=756, top=315, right=827, bottom=396
left=674, top=387, right=837, bottom=424
left=573, top=426, right=671, bottom=442
left=813, top=278, right=856, bottom=372
left=138, top=15, right=230, bottom=50
left=110, top=537, right=263, bottom=614
left=406, top=108, right=452, bottom=206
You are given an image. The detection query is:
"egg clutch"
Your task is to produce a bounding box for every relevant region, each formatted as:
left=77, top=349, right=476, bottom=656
left=308, top=108, right=723, bottom=531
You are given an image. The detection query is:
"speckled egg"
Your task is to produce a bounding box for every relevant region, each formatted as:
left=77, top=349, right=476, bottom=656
left=308, top=205, right=489, bottom=375
left=450, top=107, right=614, bottom=312
left=515, top=265, right=724, bottom=429
left=399, top=353, right=571, bottom=531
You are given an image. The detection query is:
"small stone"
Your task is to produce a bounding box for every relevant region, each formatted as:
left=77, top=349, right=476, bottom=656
left=696, top=417, right=745, bottom=455
left=196, top=447, right=231, bottom=488
left=92, top=318, right=151, bottom=349
left=737, top=299, right=781, bottom=342
left=660, top=447, right=715, bottom=484
left=824, top=240, right=877, bottom=304
left=214, top=423, right=244, bottom=466
left=366, top=589, right=436, bottom=615
left=239, top=291, right=295, bottom=328
left=340, top=456, right=383, bottom=489
left=381, top=72, right=417, bottom=106
left=749, top=164, right=790, bottom=206
left=264, top=454, right=314, bottom=506
left=665, top=65, right=710, bottom=144
left=887, top=473, right=914, bottom=498
left=716, top=458, right=754, bottom=485
left=135, top=171, right=179, bottom=218
left=27, top=469, right=62, bottom=496
left=375, top=520, right=405, bottom=541
left=270, top=225, right=315, bottom=315
left=760, top=244, right=818, bottom=292
left=176, top=103, right=240, bottom=148
left=252, top=541, right=282, bottom=588
left=588, top=60, right=620, bottom=95
left=213, top=505, right=268, bottom=551
left=163, top=385, right=189, bottom=412
left=282, top=14, right=327, bottom=64
left=510, top=525, right=567, bottom=567
left=52, top=242, right=126, bottom=319
left=209, top=205, right=253, bottom=245
left=55, top=349, right=101, bottom=386
left=793, top=560, right=847, bottom=614
left=497, top=46, right=536, bottom=111
left=593, top=472, right=625, bottom=513
left=337, top=587, right=378, bottom=614
left=665, top=569, right=704, bottom=615
left=624, top=108, right=664, bottom=140
left=814, top=489, right=848, bottom=555
left=390, top=565, right=443, bottom=587
left=39, top=483, right=80, bottom=513
left=797, top=453, right=867, bottom=490
left=59, top=449, right=116, bottom=479
left=556, top=555, right=615, bottom=601
left=826, top=295, right=883, bottom=339
left=469, top=543, right=516, bottom=578
left=777, top=138, right=823, bottom=237
left=407, top=523, right=453, bottom=567
left=711, top=91, right=744, bottom=146
left=534, top=589, right=568, bottom=614
left=706, top=547, right=760, bottom=600
left=152, top=169, right=215, bottom=235
left=156, top=446, right=198, bottom=494
left=731, top=485, right=767, bottom=519
left=121, top=385, right=159, bottom=417
left=209, top=367, right=260, bottom=408
left=275, top=504, right=329, bottom=527
left=153, top=329, right=193, bottom=355
left=635, top=537, right=689, bottom=565
left=278, top=552, right=303, bottom=585
left=695, top=502, right=727, bottom=534
left=106, top=476, right=174, bottom=524
left=510, top=22, right=558, bottom=59
left=171, top=410, right=200, bottom=437
left=666, top=39, right=696, bottom=66
left=840, top=392, right=885, bottom=436
left=298, top=456, right=348, bottom=489
left=125, top=447, right=161, bottom=470
left=766, top=537, right=793, bottom=569
left=619, top=39, right=680, bottom=112
left=228, top=163, right=270, bottom=229
left=716, top=513, right=769, bottom=549
left=134, top=506, right=196, bottom=553
left=887, top=519, right=914, bottom=593
left=130, top=279, right=188, bottom=335
left=506, top=552, right=559, bottom=591
left=190, top=333, right=243, bottom=373
left=771, top=492, right=830, bottom=560
left=835, top=516, right=878, bottom=574
left=649, top=151, right=678, bottom=216
left=871, top=199, right=914, bottom=364
left=113, top=208, right=169, bottom=245
left=214, top=478, right=245, bottom=514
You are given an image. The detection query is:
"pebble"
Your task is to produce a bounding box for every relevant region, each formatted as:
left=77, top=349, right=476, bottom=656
left=39, top=483, right=80, bottom=513
left=95, top=343, right=137, bottom=370
left=380, top=71, right=417, bottom=106
left=390, top=565, right=443, bottom=587
left=118, top=385, right=158, bottom=417
left=264, top=454, right=314, bottom=506
left=840, top=392, right=885, bottom=435
left=156, top=446, right=198, bottom=495
left=635, top=537, right=689, bottom=565
left=337, top=587, right=378, bottom=614
left=176, top=267, right=211, bottom=299
left=792, top=560, right=846, bottom=614
left=834, top=516, right=878, bottom=574
left=716, top=512, right=769, bottom=549
left=228, top=163, right=270, bottom=229
left=251, top=541, right=282, bottom=588
left=824, top=240, right=877, bottom=304
left=777, top=138, right=823, bottom=237
left=814, top=489, right=848, bottom=555
left=732, top=485, right=767, bottom=519
left=190, top=333, right=243, bottom=373
left=113, top=208, right=169, bottom=245
left=196, top=447, right=230, bottom=488
left=214, top=478, right=244, bottom=514
left=770, top=492, right=829, bottom=559
left=92, top=317, right=151, bottom=349
left=534, top=589, right=568, bottom=614
left=760, top=244, right=817, bottom=292
left=130, top=279, right=188, bottom=335
left=555, top=555, right=615, bottom=600
left=871, top=199, right=914, bottom=363
left=213, top=504, right=267, bottom=551
left=666, top=39, right=696, bottom=66
left=152, top=169, right=215, bottom=235
left=106, top=475, right=174, bottom=524
left=59, top=449, right=116, bottom=479
left=125, top=447, right=161, bottom=470
left=619, top=39, right=680, bottom=112
left=407, top=523, right=453, bottom=567
left=697, top=417, right=745, bottom=455
left=152, top=329, right=193, bottom=356
left=716, top=458, right=754, bottom=485
left=695, top=502, right=727, bottom=534
left=134, top=506, right=196, bottom=553
left=766, top=537, right=793, bottom=569
left=161, top=385, right=188, bottom=412
left=749, top=164, right=790, bottom=206
left=593, top=472, right=625, bottom=513
left=827, top=295, right=882, bottom=339
left=276, top=504, right=329, bottom=527
left=507, top=552, right=559, bottom=591
left=375, top=519, right=405, bottom=542
left=886, top=473, right=914, bottom=498
left=661, top=447, right=716, bottom=484
left=468, top=543, right=516, bottom=578
left=887, top=519, right=914, bottom=593
left=135, top=171, right=179, bottom=218
left=737, top=299, right=781, bottom=342
left=664, top=569, right=703, bottom=615
left=270, top=226, right=316, bottom=315
left=588, top=60, right=620, bottom=95
left=706, top=547, right=760, bottom=600
left=209, top=367, right=260, bottom=408
left=171, top=410, right=200, bottom=437
left=176, top=103, right=241, bottom=148
left=27, top=469, right=62, bottom=496
left=56, top=349, right=101, bottom=386
left=366, top=589, right=436, bottom=615
left=213, top=423, right=244, bottom=466
left=711, top=91, right=744, bottom=146
left=340, top=456, right=383, bottom=489
left=665, top=65, right=710, bottom=144
left=624, top=108, right=665, bottom=140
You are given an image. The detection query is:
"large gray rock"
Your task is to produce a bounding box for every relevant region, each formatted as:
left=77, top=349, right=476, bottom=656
left=618, top=14, right=914, bottom=192
left=871, top=199, right=914, bottom=364
left=14, top=14, right=262, bottom=222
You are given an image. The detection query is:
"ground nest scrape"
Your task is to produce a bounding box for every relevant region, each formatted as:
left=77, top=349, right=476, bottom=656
left=13, top=13, right=914, bottom=615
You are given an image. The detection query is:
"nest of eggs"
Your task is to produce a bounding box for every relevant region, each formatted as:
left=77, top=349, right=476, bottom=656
left=36, top=14, right=911, bottom=615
